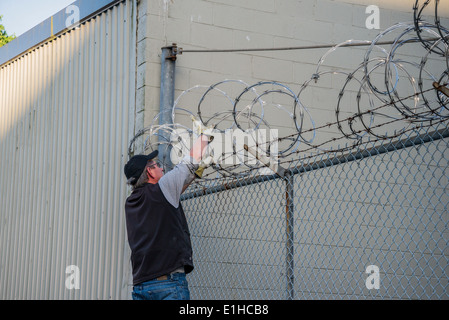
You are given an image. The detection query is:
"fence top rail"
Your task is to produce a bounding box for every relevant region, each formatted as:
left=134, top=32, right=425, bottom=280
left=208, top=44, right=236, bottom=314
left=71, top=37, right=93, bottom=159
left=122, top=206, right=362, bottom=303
left=181, top=124, right=449, bottom=201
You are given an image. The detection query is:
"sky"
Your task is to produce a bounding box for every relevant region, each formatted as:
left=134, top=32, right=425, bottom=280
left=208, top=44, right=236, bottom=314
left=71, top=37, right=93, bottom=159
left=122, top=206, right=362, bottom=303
left=0, top=0, right=76, bottom=37
left=0, top=0, right=447, bottom=38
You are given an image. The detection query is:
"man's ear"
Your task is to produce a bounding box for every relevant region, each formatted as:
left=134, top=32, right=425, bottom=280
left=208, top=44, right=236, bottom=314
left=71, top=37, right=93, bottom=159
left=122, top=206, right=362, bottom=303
left=146, top=167, right=153, bottom=179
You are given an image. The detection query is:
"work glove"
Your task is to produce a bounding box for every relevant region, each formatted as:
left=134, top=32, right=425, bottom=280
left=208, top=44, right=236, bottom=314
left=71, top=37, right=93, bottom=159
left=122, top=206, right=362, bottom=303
left=194, top=134, right=214, bottom=178
left=194, top=153, right=213, bottom=178
left=191, top=116, right=215, bottom=178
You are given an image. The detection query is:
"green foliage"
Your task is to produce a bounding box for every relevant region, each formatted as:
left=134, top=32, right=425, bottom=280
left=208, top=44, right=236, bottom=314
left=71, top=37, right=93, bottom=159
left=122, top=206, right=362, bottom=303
left=0, top=15, right=16, bottom=47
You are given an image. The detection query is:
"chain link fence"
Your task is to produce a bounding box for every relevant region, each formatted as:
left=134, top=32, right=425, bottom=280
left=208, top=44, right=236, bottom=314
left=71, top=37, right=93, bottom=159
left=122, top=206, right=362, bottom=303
left=181, top=123, right=449, bottom=300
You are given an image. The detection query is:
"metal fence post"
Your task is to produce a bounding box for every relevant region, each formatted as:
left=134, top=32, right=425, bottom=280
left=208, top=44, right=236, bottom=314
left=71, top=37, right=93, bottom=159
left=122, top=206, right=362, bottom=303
left=285, top=170, right=294, bottom=300
left=159, top=44, right=178, bottom=169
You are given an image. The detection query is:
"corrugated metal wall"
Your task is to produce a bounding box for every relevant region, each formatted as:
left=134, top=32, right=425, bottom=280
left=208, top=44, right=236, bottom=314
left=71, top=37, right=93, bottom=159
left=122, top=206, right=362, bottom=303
left=0, top=0, right=136, bottom=299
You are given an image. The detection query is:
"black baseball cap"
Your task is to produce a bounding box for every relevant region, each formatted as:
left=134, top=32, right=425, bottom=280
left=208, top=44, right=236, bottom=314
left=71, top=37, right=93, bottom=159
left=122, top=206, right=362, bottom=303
left=124, top=150, right=158, bottom=185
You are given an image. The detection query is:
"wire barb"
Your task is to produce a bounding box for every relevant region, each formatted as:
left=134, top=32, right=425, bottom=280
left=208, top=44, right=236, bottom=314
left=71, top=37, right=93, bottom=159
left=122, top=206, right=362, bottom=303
left=129, top=0, right=449, bottom=187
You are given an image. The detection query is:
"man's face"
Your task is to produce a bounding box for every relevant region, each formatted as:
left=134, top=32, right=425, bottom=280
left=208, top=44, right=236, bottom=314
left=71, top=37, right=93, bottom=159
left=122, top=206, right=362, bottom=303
left=147, top=160, right=164, bottom=182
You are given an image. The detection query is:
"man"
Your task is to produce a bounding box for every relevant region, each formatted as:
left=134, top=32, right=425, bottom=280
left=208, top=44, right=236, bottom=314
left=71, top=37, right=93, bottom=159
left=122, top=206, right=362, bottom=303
left=124, top=135, right=209, bottom=300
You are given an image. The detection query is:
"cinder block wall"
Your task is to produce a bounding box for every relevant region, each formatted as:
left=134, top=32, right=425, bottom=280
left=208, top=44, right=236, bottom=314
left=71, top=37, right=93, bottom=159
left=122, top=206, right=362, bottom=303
left=136, top=0, right=448, bottom=137
left=134, top=0, right=449, bottom=299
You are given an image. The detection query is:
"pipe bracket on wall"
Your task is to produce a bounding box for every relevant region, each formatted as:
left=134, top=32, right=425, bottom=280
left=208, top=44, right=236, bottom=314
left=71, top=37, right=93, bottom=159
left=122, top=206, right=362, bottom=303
left=165, top=43, right=181, bottom=61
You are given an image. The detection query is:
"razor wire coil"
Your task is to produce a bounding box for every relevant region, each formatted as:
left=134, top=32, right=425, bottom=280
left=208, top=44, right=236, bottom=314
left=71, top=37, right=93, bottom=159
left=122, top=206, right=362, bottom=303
left=129, top=0, right=449, bottom=186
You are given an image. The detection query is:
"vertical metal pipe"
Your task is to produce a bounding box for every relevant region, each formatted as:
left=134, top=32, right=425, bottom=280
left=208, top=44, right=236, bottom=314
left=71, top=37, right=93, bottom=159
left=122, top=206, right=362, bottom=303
left=159, top=44, right=177, bottom=169
left=285, top=170, right=294, bottom=300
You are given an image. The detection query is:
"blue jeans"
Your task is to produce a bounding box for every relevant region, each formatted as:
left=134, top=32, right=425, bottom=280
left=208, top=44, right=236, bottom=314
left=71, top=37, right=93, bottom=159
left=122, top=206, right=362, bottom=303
left=132, top=273, right=190, bottom=300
